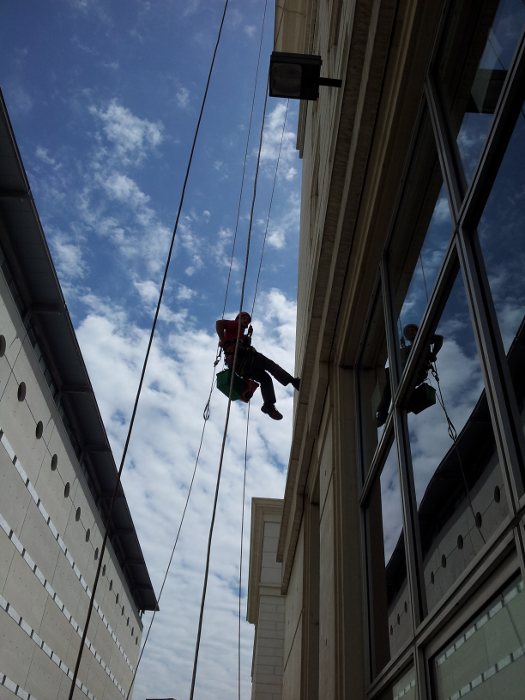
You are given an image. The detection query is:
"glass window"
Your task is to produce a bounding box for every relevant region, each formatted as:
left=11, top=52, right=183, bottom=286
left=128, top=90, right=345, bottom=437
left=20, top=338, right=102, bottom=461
left=405, top=273, right=508, bottom=613
left=379, top=665, right=417, bottom=700
left=476, top=105, right=525, bottom=450
left=436, top=0, right=525, bottom=184
left=366, top=442, right=412, bottom=675
left=388, top=112, right=453, bottom=346
left=432, top=578, right=525, bottom=699
left=358, top=292, right=390, bottom=463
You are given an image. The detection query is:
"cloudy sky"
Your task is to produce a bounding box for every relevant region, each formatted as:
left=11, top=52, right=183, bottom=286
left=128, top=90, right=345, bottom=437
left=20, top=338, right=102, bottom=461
left=1, top=1, right=301, bottom=698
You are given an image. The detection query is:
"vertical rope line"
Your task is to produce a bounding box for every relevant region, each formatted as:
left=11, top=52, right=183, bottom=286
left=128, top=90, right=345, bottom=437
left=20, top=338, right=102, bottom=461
left=124, top=3, right=273, bottom=692
left=124, top=359, right=218, bottom=699
left=250, top=99, right=289, bottom=316
left=189, top=83, right=270, bottom=700
left=222, top=0, right=270, bottom=319
left=67, top=2, right=230, bottom=696
left=238, top=402, right=250, bottom=700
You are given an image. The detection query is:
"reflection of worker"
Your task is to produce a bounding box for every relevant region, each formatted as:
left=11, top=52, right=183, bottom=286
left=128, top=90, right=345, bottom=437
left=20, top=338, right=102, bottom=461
left=216, top=312, right=300, bottom=420
left=376, top=324, right=443, bottom=426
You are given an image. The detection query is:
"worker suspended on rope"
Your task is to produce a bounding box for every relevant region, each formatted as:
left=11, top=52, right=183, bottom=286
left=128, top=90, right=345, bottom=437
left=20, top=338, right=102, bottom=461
left=216, top=311, right=300, bottom=420
left=376, top=323, right=443, bottom=426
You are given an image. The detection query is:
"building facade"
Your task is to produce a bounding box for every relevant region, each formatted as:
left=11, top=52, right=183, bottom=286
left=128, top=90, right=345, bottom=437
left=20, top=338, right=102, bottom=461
left=0, top=94, right=157, bottom=698
left=250, top=0, right=525, bottom=697
left=247, top=499, right=286, bottom=700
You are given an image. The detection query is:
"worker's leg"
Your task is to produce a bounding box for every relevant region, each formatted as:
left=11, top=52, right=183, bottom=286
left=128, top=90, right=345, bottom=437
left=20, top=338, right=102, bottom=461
left=250, top=351, right=296, bottom=387
left=246, top=366, right=276, bottom=405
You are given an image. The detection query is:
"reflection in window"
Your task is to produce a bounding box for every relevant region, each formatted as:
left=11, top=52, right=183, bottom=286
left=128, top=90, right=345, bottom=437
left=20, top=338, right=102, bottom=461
left=367, top=442, right=412, bottom=674
left=432, top=579, right=525, bottom=699
left=396, top=184, right=452, bottom=336
left=437, top=0, right=525, bottom=183
left=406, top=274, right=508, bottom=612
left=358, top=292, right=389, bottom=459
left=477, top=105, right=525, bottom=426
left=379, top=665, right=417, bottom=700
left=389, top=114, right=452, bottom=341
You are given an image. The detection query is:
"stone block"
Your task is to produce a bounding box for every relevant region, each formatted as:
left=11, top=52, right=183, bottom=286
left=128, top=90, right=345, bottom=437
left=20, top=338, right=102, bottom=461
left=0, top=527, right=15, bottom=591
left=20, top=498, right=60, bottom=584
left=25, top=640, right=65, bottom=700
left=3, top=552, right=48, bottom=632
left=0, top=449, right=31, bottom=534
left=35, top=448, right=72, bottom=534
left=11, top=337, right=53, bottom=434
left=39, top=597, right=78, bottom=670
left=0, top=375, right=48, bottom=483
left=0, top=609, right=34, bottom=689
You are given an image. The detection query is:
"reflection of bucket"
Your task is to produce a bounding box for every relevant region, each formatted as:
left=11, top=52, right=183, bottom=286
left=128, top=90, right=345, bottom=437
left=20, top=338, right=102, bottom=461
left=407, top=383, right=436, bottom=414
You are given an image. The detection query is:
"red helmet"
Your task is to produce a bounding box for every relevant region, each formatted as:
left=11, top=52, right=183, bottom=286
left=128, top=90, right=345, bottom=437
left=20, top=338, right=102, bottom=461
left=235, top=311, right=251, bottom=326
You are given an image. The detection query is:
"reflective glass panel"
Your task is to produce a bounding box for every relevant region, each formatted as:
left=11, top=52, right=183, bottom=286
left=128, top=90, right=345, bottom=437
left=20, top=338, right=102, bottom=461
left=477, top=105, right=525, bottom=465
left=432, top=578, right=525, bottom=699
left=379, top=665, right=417, bottom=700
left=437, top=0, right=525, bottom=184
left=406, top=274, right=508, bottom=612
left=367, top=442, right=412, bottom=675
left=358, top=292, right=390, bottom=465
left=389, top=113, right=453, bottom=355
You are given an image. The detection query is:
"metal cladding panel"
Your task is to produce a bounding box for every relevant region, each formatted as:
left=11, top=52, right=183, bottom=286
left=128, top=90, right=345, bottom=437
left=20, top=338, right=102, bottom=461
left=0, top=89, right=157, bottom=612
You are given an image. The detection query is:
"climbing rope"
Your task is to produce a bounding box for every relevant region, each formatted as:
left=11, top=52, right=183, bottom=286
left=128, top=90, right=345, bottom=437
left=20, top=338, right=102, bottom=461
left=221, top=0, right=270, bottom=320
left=237, top=403, right=251, bottom=700
left=123, top=2, right=276, bottom=694
left=415, top=252, right=486, bottom=543
left=250, top=99, right=289, bottom=316
left=67, top=1, right=231, bottom=697
left=429, top=362, right=487, bottom=544
left=189, top=78, right=270, bottom=700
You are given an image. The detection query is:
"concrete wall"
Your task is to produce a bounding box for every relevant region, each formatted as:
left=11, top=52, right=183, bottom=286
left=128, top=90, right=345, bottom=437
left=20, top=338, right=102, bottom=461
left=248, top=500, right=286, bottom=700
left=0, top=256, right=142, bottom=700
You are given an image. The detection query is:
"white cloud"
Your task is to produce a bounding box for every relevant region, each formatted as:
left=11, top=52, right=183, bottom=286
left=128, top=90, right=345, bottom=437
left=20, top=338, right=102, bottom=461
left=260, top=102, right=298, bottom=181
left=100, top=172, right=150, bottom=207
left=89, top=99, right=163, bottom=165
left=73, top=290, right=298, bottom=699
left=176, top=86, right=190, bottom=109
left=134, top=279, right=159, bottom=305
left=35, top=146, right=60, bottom=170
left=267, top=226, right=286, bottom=249
left=244, top=24, right=257, bottom=38
left=176, top=284, right=197, bottom=301
left=50, top=233, right=87, bottom=280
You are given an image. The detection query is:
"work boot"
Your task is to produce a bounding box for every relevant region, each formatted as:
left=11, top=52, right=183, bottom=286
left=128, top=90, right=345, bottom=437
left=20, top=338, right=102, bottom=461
left=291, top=377, right=301, bottom=391
left=261, top=403, right=283, bottom=420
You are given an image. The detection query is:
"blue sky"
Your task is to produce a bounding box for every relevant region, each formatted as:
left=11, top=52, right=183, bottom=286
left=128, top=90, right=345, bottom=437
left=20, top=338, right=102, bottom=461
left=1, top=1, right=301, bottom=698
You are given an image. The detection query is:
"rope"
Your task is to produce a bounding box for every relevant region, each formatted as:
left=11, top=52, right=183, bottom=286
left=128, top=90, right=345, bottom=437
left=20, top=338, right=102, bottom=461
left=237, top=402, right=251, bottom=700
left=123, top=3, right=273, bottom=692
left=67, top=2, right=231, bottom=696
left=124, top=361, right=217, bottom=699
left=221, top=0, right=270, bottom=320
left=250, top=99, right=289, bottom=316
left=189, top=79, right=270, bottom=700
left=429, top=363, right=486, bottom=544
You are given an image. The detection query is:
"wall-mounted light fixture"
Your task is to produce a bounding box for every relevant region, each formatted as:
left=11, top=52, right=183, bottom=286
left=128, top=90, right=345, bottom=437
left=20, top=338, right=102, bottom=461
left=269, top=52, right=342, bottom=100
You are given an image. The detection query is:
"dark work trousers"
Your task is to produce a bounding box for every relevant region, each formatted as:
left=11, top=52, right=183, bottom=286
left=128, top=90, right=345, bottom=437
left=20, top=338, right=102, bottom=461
left=228, top=348, right=294, bottom=406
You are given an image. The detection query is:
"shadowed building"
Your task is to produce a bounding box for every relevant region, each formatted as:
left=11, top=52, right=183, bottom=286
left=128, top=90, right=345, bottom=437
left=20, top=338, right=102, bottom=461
left=249, top=0, right=525, bottom=698
left=0, top=91, right=157, bottom=699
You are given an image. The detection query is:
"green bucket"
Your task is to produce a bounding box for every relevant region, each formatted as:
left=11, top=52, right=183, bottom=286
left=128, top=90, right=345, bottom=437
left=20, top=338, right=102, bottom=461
left=217, top=368, right=259, bottom=402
